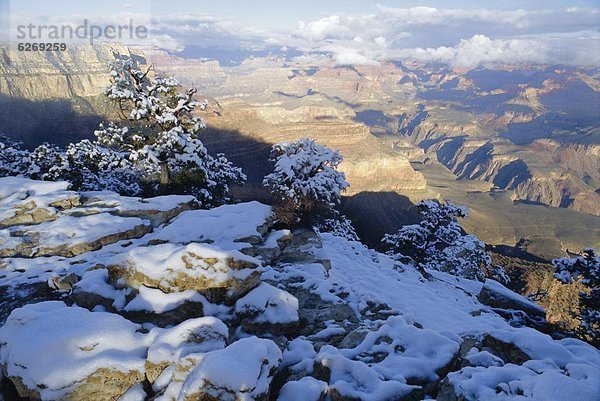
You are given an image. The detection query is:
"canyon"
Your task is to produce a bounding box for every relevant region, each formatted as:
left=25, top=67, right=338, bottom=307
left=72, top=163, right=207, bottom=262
left=0, top=43, right=598, bottom=258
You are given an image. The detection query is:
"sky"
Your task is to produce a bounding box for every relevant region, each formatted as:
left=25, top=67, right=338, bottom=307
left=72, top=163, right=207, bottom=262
left=2, top=0, right=599, bottom=67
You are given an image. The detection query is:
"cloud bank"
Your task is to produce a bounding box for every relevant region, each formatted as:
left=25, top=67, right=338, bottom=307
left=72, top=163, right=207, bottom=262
left=10, top=5, right=599, bottom=67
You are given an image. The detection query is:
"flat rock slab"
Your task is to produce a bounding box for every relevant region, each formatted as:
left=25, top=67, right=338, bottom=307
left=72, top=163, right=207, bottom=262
left=0, top=213, right=152, bottom=258
left=107, top=242, right=261, bottom=304
left=77, top=192, right=198, bottom=226
left=147, top=201, right=273, bottom=249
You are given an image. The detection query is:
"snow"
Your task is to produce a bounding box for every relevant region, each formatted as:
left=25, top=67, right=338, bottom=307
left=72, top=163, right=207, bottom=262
left=180, top=336, right=282, bottom=400
left=337, top=315, right=460, bottom=382
left=109, top=242, right=259, bottom=290
left=0, top=213, right=150, bottom=253
left=465, top=348, right=505, bottom=367
left=484, top=327, right=599, bottom=368
left=312, top=325, right=347, bottom=339
left=265, top=234, right=503, bottom=333
left=235, top=282, right=299, bottom=324
left=317, top=346, right=416, bottom=400
left=148, top=201, right=272, bottom=249
left=0, top=302, right=148, bottom=400
left=482, top=279, right=546, bottom=314
left=124, top=286, right=205, bottom=314
left=0, top=177, right=70, bottom=200
left=75, top=268, right=130, bottom=309
left=278, top=377, right=328, bottom=401
left=263, top=229, right=291, bottom=248
left=448, top=361, right=600, bottom=401
left=281, top=337, right=317, bottom=373
left=147, top=317, right=228, bottom=365
left=117, top=384, right=147, bottom=401
left=262, top=232, right=600, bottom=399
left=81, top=192, right=196, bottom=212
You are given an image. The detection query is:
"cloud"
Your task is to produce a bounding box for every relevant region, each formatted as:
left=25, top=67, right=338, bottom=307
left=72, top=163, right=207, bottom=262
left=395, top=35, right=550, bottom=67
left=8, top=5, right=598, bottom=67
left=323, top=45, right=380, bottom=66
left=286, top=6, right=600, bottom=67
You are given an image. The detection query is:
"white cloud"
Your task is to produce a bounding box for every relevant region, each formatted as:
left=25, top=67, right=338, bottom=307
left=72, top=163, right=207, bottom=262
left=286, top=6, right=600, bottom=67
left=324, top=45, right=379, bottom=66
left=395, top=35, right=551, bottom=67
left=12, top=5, right=597, bottom=67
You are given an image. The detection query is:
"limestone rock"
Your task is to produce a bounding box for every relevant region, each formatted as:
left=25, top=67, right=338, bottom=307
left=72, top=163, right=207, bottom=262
left=107, top=242, right=261, bottom=304
left=313, top=315, right=461, bottom=400
left=78, top=192, right=198, bottom=227
left=146, top=201, right=273, bottom=248
left=0, top=301, right=147, bottom=401
left=145, top=317, right=228, bottom=384
left=278, top=377, right=328, bottom=401
left=0, top=178, right=80, bottom=229
left=0, top=213, right=152, bottom=258
left=179, top=337, right=282, bottom=401
left=234, top=282, right=299, bottom=335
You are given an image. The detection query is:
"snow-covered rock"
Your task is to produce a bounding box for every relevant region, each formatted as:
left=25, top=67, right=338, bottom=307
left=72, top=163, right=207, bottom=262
left=179, top=336, right=282, bottom=401
left=147, top=201, right=273, bottom=249
left=312, top=315, right=460, bottom=400
left=107, top=242, right=261, bottom=304
left=439, top=360, right=600, bottom=401
left=0, top=301, right=148, bottom=400
left=146, top=317, right=228, bottom=383
left=77, top=191, right=198, bottom=227
left=0, top=190, right=79, bottom=228
left=0, top=177, right=70, bottom=200
left=278, top=377, right=328, bottom=401
left=235, top=282, right=299, bottom=334
left=0, top=213, right=152, bottom=258
left=478, top=279, right=546, bottom=320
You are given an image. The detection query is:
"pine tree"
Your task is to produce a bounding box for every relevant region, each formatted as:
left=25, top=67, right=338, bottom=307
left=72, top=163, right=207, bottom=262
left=0, top=59, right=245, bottom=207
left=99, top=59, right=245, bottom=205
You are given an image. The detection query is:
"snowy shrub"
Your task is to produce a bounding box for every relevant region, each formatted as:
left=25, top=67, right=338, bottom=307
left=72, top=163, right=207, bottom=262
left=0, top=135, right=31, bottom=177
left=28, top=144, right=69, bottom=181
left=263, top=138, right=348, bottom=225
left=553, top=249, right=599, bottom=344
left=63, top=139, right=142, bottom=194
left=313, top=209, right=359, bottom=241
left=382, top=200, right=490, bottom=281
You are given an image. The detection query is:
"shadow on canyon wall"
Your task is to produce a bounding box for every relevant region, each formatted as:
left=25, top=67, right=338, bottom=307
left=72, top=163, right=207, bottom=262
left=0, top=102, right=421, bottom=247
left=0, top=94, right=102, bottom=148
left=201, top=126, right=420, bottom=247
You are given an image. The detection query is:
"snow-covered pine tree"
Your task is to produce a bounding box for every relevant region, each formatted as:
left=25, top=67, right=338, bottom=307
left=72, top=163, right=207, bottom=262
left=382, top=200, right=490, bottom=281
left=98, top=59, right=245, bottom=206
left=263, top=138, right=349, bottom=225
left=553, top=249, right=599, bottom=344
